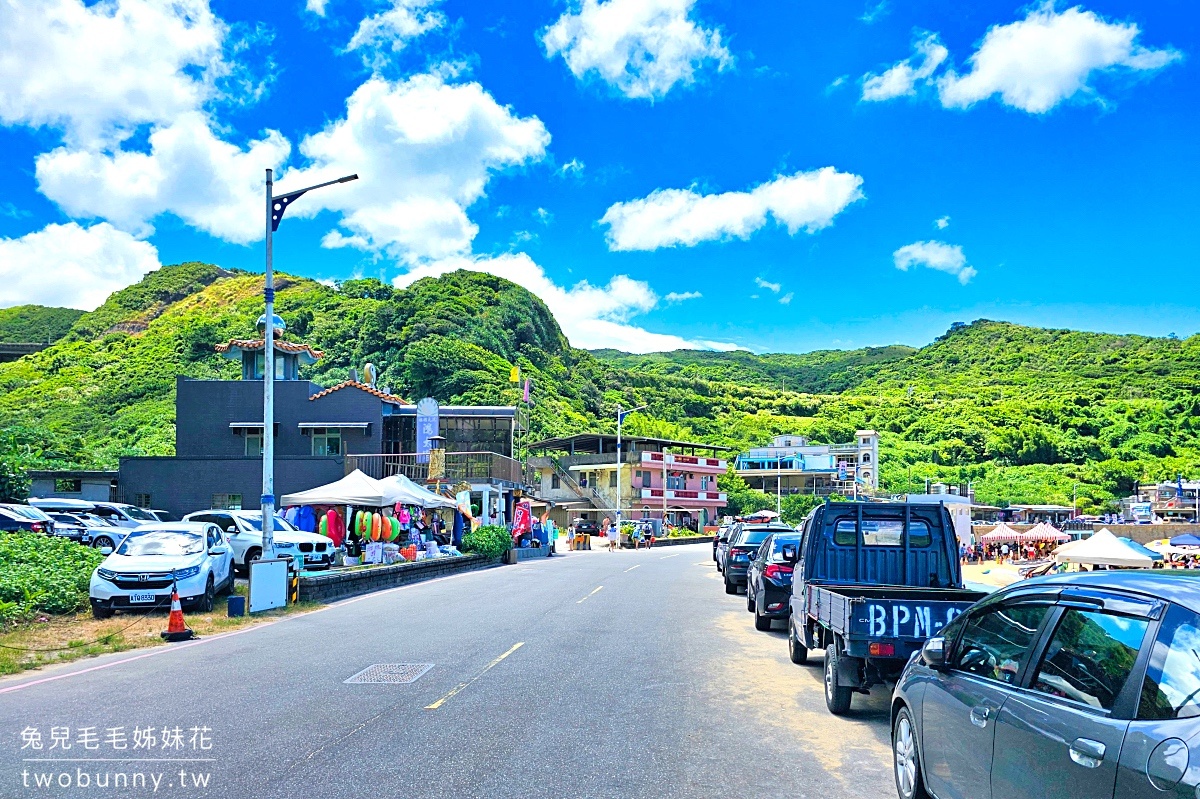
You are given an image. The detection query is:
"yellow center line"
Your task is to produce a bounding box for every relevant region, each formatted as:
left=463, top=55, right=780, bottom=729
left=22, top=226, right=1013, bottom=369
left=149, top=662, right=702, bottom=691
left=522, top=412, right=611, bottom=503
left=425, top=642, right=525, bottom=710
left=624, top=564, right=641, bottom=573
left=576, top=585, right=604, bottom=603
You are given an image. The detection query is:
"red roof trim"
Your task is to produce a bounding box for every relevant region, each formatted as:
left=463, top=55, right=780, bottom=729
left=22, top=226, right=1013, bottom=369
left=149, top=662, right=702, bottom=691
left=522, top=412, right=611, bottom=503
left=309, top=380, right=407, bottom=404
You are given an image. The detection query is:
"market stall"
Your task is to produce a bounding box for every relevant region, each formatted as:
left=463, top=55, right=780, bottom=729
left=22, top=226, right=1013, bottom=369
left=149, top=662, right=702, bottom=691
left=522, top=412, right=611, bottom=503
left=978, top=522, right=1022, bottom=545
left=1054, top=528, right=1163, bottom=569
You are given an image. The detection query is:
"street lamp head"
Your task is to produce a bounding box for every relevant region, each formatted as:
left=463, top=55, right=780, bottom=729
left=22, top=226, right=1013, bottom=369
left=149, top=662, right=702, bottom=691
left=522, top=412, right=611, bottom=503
left=338, top=174, right=359, bottom=183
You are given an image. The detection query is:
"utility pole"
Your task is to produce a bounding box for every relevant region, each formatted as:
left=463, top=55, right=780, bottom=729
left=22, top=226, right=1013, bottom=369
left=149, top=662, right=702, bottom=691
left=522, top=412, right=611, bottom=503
left=261, top=168, right=357, bottom=559
left=614, top=404, right=647, bottom=540
left=776, top=452, right=782, bottom=514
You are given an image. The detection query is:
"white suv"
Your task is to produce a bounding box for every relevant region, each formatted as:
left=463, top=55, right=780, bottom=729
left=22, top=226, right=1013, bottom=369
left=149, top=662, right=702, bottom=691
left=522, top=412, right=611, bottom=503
left=181, top=509, right=335, bottom=572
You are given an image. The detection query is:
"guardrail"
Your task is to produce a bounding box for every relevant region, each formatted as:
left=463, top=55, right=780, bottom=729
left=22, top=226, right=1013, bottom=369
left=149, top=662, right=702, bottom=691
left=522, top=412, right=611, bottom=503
left=347, top=452, right=534, bottom=486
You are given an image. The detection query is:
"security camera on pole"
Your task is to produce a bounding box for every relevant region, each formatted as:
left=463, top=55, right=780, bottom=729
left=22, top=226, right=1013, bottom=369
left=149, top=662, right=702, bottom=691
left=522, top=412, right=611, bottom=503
left=261, top=169, right=358, bottom=558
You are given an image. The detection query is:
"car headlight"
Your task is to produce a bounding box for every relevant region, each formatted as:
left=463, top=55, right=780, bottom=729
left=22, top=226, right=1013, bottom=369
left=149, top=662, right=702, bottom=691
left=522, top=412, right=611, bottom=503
left=97, top=568, right=117, bottom=581
left=274, top=542, right=295, bottom=549
left=173, top=566, right=201, bottom=580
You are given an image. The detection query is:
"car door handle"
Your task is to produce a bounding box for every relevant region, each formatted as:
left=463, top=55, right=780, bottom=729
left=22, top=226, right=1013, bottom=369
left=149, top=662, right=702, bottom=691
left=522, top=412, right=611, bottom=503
left=969, top=706, right=991, bottom=729
left=1069, top=738, right=1106, bottom=768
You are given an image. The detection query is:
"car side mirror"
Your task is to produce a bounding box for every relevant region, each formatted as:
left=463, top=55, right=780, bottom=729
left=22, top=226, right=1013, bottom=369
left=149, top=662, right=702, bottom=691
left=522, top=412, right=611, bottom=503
left=781, top=544, right=798, bottom=564
left=100, top=547, right=113, bottom=555
left=225, top=526, right=237, bottom=534
left=209, top=545, right=229, bottom=556
left=922, top=636, right=947, bottom=669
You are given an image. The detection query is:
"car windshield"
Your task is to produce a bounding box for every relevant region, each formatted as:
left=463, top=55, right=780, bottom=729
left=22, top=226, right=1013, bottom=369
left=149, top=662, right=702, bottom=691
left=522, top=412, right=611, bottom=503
left=120, top=506, right=157, bottom=521
left=236, top=514, right=294, bottom=532
left=116, top=530, right=204, bottom=557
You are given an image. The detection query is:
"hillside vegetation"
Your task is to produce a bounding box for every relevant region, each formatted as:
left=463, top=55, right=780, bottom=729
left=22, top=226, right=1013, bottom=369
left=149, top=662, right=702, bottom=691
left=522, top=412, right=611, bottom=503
left=1, top=262, right=1197, bottom=515
left=0, top=305, right=84, bottom=344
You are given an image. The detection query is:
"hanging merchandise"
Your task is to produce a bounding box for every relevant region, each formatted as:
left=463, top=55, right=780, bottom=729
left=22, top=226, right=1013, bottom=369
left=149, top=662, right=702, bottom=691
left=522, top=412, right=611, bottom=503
left=326, top=509, right=342, bottom=547
left=397, top=506, right=411, bottom=526
left=296, top=505, right=317, bottom=533
left=319, top=514, right=328, bottom=537
left=388, top=516, right=401, bottom=542
left=371, top=512, right=382, bottom=542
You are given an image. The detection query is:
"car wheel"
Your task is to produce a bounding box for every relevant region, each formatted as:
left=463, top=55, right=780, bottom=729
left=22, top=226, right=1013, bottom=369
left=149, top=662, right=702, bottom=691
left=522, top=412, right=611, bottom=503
left=754, top=603, right=771, bottom=631
left=824, top=646, right=853, bottom=715
left=244, top=547, right=262, bottom=572
left=893, top=707, right=930, bottom=799
left=92, top=535, right=115, bottom=550
left=197, top=575, right=215, bottom=613
left=92, top=604, right=114, bottom=620
left=724, top=576, right=736, bottom=595
left=788, top=619, right=809, bottom=664
left=746, top=588, right=756, bottom=613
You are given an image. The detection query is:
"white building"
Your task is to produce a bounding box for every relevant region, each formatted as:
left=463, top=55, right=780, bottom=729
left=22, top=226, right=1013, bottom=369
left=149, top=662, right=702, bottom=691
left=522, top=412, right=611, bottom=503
left=734, top=431, right=880, bottom=496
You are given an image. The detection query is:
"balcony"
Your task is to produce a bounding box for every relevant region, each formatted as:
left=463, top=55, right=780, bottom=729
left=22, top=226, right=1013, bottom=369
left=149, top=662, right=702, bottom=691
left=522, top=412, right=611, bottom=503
left=639, top=452, right=726, bottom=472
left=346, top=452, right=534, bottom=487
left=639, top=488, right=726, bottom=503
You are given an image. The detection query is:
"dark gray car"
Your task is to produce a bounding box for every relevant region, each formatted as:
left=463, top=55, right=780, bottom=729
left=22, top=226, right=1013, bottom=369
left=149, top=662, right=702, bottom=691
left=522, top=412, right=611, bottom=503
left=891, top=570, right=1200, bottom=799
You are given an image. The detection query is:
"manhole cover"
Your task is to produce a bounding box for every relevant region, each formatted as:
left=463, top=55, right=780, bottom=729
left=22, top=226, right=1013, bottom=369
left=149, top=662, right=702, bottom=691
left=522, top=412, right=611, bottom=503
left=344, top=663, right=434, bottom=684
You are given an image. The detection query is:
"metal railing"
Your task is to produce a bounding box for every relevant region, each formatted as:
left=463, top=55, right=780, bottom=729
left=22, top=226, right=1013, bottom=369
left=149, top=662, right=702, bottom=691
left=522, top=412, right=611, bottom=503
left=347, top=452, right=534, bottom=486
left=549, top=456, right=609, bottom=510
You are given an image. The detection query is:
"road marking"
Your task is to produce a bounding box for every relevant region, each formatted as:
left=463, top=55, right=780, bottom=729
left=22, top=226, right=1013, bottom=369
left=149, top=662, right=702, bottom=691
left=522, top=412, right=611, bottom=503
left=576, top=585, right=604, bottom=603
left=624, top=564, right=641, bottom=573
left=659, top=553, right=682, bottom=559
left=425, top=642, right=524, bottom=710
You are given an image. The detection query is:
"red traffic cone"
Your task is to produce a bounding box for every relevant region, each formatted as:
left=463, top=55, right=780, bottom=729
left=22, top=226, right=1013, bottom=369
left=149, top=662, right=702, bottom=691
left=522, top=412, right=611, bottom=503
left=160, top=588, right=195, bottom=642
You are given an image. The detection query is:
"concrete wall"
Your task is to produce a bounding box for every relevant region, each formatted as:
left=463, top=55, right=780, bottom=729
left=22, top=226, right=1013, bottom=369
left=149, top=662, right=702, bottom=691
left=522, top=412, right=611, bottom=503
left=176, top=377, right=384, bottom=458
left=299, top=555, right=492, bottom=602
left=29, top=477, right=114, bottom=503
left=118, top=455, right=345, bottom=519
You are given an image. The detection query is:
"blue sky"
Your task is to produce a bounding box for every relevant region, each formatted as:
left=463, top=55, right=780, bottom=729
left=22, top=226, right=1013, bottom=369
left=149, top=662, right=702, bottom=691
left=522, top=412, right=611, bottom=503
left=0, top=0, right=1196, bottom=354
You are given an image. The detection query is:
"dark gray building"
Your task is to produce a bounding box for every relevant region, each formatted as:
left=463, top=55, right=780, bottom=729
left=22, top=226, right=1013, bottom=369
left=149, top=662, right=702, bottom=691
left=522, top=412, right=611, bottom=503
left=116, top=336, right=521, bottom=518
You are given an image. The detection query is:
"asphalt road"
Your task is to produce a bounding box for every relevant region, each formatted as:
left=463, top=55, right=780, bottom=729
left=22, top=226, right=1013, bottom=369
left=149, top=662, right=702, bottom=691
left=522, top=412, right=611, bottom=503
left=0, top=544, right=894, bottom=798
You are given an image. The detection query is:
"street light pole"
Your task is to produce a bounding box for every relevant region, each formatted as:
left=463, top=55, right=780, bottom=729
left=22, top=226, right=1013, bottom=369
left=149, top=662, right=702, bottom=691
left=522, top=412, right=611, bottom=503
left=261, top=168, right=358, bottom=559
left=776, top=453, right=782, bottom=515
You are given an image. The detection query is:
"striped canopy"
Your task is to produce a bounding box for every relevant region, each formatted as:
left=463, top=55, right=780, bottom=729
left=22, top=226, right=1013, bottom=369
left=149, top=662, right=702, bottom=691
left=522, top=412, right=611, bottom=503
left=979, top=522, right=1022, bottom=544
left=1020, top=522, right=1069, bottom=543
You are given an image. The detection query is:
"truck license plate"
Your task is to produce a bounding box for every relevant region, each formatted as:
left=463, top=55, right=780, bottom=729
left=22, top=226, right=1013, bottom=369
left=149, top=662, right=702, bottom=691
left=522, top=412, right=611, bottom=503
left=130, top=592, right=156, bottom=604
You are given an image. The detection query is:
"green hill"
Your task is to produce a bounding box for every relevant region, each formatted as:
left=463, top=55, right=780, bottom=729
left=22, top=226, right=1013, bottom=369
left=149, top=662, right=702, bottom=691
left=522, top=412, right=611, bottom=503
left=0, top=305, right=84, bottom=344
left=1, top=262, right=1197, bottom=515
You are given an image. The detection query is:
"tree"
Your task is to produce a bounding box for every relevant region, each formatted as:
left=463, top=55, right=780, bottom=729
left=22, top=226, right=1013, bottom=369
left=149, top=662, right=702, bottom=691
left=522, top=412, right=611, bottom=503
left=0, top=454, right=29, bottom=503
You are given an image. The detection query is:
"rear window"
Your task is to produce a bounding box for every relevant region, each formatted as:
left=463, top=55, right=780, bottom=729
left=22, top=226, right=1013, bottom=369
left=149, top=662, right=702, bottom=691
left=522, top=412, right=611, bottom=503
left=834, top=518, right=932, bottom=547
left=770, top=535, right=801, bottom=558
left=739, top=529, right=773, bottom=546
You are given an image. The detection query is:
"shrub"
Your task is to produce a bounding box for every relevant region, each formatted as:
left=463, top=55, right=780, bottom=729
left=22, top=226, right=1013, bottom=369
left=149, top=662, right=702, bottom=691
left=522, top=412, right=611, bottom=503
left=0, top=533, right=105, bottom=623
left=460, top=524, right=512, bottom=560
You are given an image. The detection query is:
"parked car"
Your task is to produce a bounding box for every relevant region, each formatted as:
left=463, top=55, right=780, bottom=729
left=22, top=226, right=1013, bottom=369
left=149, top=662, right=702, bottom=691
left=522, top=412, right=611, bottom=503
left=572, top=518, right=600, bottom=537
left=147, top=509, right=176, bottom=522
left=746, top=531, right=802, bottom=630
left=46, top=512, right=123, bottom=547
left=29, top=497, right=97, bottom=514
left=0, top=504, right=55, bottom=534
left=723, top=523, right=793, bottom=594
left=182, top=509, right=334, bottom=572
left=785, top=501, right=986, bottom=714
left=713, top=524, right=731, bottom=563
left=715, top=524, right=743, bottom=573
left=891, top=570, right=1200, bottom=799
left=87, top=501, right=159, bottom=529
left=89, top=522, right=235, bottom=618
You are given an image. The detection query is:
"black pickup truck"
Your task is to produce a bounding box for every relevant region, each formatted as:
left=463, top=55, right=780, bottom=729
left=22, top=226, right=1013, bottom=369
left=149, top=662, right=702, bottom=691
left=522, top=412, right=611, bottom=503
left=784, top=500, right=987, bottom=715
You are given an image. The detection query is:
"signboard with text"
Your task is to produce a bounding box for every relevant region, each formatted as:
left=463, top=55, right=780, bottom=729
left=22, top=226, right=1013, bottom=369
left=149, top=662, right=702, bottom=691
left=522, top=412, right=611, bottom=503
left=416, top=397, right=439, bottom=464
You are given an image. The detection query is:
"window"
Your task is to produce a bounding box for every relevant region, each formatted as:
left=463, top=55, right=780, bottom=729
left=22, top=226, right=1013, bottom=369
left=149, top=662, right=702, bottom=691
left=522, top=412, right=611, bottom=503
left=133, top=493, right=151, bottom=508
left=641, top=506, right=650, bottom=518
left=551, top=473, right=560, bottom=489
left=245, top=430, right=263, bottom=456
left=609, top=471, right=618, bottom=489
left=1139, top=604, right=1200, bottom=720
left=311, top=428, right=341, bottom=456
left=953, top=604, right=1051, bottom=685
left=253, top=353, right=287, bottom=380
left=211, top=494, right=243, bottom=511
left=54, top=478, right=82, bottom=493
left=1031, top=609, right=1148, bottom=710
left=862, top=453, right=871, bottom=463
left=834, top=518, right=932, bottom=547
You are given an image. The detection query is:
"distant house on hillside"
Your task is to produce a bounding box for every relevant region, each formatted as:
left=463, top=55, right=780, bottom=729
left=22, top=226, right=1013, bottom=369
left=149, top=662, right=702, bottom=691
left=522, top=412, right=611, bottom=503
left=734, top=432, right=879, bottom=497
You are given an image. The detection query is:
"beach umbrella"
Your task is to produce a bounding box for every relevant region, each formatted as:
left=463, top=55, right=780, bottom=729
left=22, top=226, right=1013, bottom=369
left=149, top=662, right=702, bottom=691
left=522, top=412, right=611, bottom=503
left=1170, top=533, right=1200, bottom=548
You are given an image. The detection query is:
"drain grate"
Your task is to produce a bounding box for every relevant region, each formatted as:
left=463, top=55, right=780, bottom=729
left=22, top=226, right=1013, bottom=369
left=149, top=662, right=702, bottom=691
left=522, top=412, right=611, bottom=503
left=344, top=663, right=434, bottom=684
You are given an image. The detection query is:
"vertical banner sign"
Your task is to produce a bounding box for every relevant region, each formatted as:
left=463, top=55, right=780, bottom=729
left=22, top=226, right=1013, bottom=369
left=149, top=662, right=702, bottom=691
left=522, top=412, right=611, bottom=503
left=513, top=501, right=532, bottom=535
left=837, top=461, right=848, bottom=480
left=416, top=397, right=439, bottom=464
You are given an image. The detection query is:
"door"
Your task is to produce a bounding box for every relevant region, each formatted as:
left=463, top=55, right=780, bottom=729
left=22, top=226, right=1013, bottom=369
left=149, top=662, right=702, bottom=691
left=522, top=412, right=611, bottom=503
left=992, top=605, right=1152, bottom=799
left=921, top=602, right=1052, bottom=799
left=1115, top=602, right=1200, bottom=798
left=205, top=526, right=230, bottom=586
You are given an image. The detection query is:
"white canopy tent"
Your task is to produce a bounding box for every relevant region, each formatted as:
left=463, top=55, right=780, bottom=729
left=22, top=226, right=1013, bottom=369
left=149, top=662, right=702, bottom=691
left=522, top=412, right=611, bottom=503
left=1054, top=528, right=1161, bottom=569
left=376, top=474, right=457, bottom=509
left=280, top=469, right=392, bottom=507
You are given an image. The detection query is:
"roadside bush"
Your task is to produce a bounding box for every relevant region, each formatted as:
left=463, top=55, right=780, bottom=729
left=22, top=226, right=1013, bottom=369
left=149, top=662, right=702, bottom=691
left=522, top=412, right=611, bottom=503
left=0, top=533, right=105, bottom=623
left=460, top=524, right=512, bottom=560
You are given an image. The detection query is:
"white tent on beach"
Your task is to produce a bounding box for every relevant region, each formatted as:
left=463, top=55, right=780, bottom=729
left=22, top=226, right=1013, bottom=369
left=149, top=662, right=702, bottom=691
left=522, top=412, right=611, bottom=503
left=280, top=469, right=393, bottom=507
left=376, top=473, right=457, bottom=509
left=1054, top=528, right=1162, bottom=569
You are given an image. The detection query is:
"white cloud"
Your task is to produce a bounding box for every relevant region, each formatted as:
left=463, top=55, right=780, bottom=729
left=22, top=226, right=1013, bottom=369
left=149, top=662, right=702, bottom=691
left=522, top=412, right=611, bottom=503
left=346, top=1, right=445, bottom=68
left=779, top=292, right=794, bottom=305
left=535, top=207, right=553, bottom=225
left=601, top=167, right=864, bottom=251
left=664, top=290, right=701, bottom=303
left=862, top=34, right=948, bottom=101
left=558, top=158, right=585, bottom=177
left=826, top=75, right=849, bottom=93
left=754, top=277, right=781, bottom=293
left=893, top=240, right=976, bottom=284
left=0, top=222, right=160, bottom=310
left=392, top=254, right=739, bottom=352
left=935, top=215, right=951, bottom=229
left=0, top=0, right=233, bottom=149
left=306, top=0, right=329, bottom=15
left=860, top=1, right=889, bottom=25
left=35, top=112, right=290, bottom=243
left=284, top=74, right=550, bottom=262
left=937, top=3, right=1181, bottom=113
left=541, top=0, right=732, bottom=100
